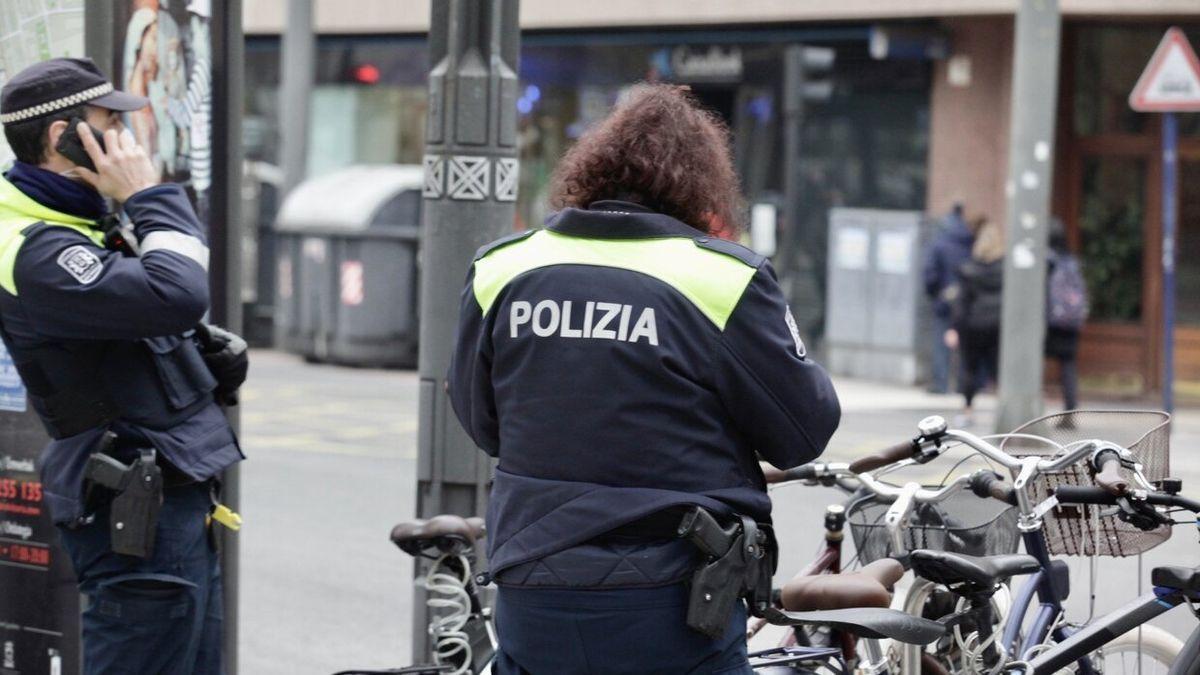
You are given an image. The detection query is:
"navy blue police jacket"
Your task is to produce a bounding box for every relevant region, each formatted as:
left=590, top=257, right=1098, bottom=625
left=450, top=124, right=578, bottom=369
left=448, top=201, right=841, bottom=587
left=0, top=173, right=243, bottom=525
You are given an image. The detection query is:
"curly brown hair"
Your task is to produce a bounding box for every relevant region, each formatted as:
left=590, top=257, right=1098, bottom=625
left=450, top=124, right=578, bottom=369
left=548, top=83, right=744, bottom=235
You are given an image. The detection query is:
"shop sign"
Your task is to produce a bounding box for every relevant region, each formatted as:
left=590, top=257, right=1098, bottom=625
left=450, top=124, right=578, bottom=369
left=670, top=46, right=743, bottom=82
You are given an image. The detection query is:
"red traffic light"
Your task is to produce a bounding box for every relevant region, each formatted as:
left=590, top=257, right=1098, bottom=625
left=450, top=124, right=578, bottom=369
left=353, top=63, right=381, bottom=84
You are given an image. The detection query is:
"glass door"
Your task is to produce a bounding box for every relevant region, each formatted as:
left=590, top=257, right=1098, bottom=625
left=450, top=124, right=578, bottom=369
left=1174, top=158, right=1200, bottom=390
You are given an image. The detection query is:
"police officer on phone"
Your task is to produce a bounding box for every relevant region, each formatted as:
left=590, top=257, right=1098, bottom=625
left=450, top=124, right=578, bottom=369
left=0, top=58, right=245, bottom=674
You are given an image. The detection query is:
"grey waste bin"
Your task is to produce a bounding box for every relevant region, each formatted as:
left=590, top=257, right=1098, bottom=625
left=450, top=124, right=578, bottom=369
left=273, top=165, right=424, bottom=367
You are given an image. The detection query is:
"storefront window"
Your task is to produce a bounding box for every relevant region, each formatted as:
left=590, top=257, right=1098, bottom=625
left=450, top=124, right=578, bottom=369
left=1078, top=156, right=1145, bottom=322
left=242, top=31, right=931, bottom=344
left=242, top=37, right=428, bottom=170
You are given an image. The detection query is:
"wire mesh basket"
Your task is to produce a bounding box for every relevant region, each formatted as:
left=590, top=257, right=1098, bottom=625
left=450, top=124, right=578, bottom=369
left=847, top=488, right=1019, bottom=564
left=999, top=410, right=1171, bottom=557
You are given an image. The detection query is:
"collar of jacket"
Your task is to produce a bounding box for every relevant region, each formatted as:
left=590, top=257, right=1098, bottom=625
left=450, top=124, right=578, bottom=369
left=0, top=174, right=99, bottom=229
left=4, top=161, right=106, bottom=221
left=545, top=200, right=707, bottom=240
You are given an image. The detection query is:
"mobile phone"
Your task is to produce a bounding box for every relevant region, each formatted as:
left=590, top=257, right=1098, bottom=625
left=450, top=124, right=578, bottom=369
left=54, top=117, right=106, bottom=172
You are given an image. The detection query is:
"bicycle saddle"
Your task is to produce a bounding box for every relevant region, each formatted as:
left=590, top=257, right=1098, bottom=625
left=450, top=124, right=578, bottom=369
left=910, top=550, right=1040, bottom=592
left=1152, top=566, right=1200, bottom=593
left=780, top=558, right=904, bottom=611
left=390, top=515, right=486, bottom=556
left=764, top=607, right=944, bottom=645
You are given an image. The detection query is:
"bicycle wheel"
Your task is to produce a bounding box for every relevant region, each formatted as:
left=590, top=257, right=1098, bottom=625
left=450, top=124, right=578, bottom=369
left=1047, top=625, right=1181, bottom=674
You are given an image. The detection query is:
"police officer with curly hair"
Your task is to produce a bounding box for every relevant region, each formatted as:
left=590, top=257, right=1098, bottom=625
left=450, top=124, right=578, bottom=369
left=448, top=84, right=841, bottom=674
left=0, top=58, right=245, bottom=674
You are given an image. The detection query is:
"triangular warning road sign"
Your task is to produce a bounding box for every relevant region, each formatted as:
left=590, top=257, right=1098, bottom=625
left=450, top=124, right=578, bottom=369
left=1130, top=27, right=1200, bottom=112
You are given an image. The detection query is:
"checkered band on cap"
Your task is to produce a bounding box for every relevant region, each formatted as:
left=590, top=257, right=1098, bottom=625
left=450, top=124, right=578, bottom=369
left=0, top=83, right=113, bottom=124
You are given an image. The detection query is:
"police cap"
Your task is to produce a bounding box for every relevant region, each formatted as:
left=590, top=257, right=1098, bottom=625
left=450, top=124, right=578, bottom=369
left=0, top=57, right=147, bottom=125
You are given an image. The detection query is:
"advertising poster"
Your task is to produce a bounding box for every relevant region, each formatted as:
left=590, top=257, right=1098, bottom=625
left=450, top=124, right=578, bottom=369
left=112, top=0, right=212, bottom=223
left=0, top=3, right=85, bottom=674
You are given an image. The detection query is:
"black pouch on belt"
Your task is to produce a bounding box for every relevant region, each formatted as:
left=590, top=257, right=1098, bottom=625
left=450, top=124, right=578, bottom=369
left=85, top=448, right=163, bottom=558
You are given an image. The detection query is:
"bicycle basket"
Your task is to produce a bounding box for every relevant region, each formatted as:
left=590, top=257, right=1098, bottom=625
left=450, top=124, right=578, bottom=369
left=847, top=488, right=1019, bottom=564
left=999, top=410, right=1171, bottom=557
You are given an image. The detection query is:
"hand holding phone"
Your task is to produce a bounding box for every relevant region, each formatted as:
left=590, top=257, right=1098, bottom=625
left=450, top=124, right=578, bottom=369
left=54, top=117, right=106, bottom=172
left=69, top=121, right=159, bottom=203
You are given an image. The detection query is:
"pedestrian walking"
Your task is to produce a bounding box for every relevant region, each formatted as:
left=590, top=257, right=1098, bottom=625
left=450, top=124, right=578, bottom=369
left=1045, top=218, right=1088, bottom=412
left=947, top=216, right=1003, bottom=427
left=0, top=58, right=246, bottom=674
left=922, top=204, right=975, bottom=394
left=447, top=84, right=841, bottom=674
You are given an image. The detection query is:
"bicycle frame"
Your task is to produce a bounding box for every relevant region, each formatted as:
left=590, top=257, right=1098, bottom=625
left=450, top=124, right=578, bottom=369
left=995, top=528, right=1096, bottom=672
left=1017, top=588, right=1189, bottom=674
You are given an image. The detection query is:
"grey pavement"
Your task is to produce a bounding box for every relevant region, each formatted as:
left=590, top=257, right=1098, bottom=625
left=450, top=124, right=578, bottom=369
left=237, top=350, right=1200, bottom=673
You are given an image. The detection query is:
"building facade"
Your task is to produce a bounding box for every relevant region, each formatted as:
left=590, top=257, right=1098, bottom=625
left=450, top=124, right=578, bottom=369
left=241, top=1, right=1200, bottom=398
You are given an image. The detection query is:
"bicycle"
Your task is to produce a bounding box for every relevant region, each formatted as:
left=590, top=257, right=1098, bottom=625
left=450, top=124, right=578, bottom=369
left=761, top=426, right=1022, bottom=674
left=1007, top=483, right=1200, bottom=673
left=890, top=411, right=1188, bottom=673
left=334, top=514, right=494, bottom=675
left=336, top=509, right=949, bottom=674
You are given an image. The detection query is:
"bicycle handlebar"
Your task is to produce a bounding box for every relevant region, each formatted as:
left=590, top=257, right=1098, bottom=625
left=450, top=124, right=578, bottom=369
left=1054, top=485, right=1200, bottom=514
left=761, top=462, right=819, bottom=485
left=762, top=459, right=971, bottom=505
left=847, top=440, right=918, bottom=474
left=859, top=470, right=971, bottom=504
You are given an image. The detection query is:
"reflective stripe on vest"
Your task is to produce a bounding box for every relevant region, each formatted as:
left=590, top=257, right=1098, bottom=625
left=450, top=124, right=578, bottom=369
left=0, top=176, right=103, bottom=296
left=472, top=230, right=757, bottom=330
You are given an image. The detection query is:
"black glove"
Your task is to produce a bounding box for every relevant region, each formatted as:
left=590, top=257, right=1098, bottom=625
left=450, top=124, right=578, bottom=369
left=194, top=323, right=248, bottom=406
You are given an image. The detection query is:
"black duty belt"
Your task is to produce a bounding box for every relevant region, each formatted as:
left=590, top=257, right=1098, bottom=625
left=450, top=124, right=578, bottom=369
left=605, top=506, right=777, bottom=639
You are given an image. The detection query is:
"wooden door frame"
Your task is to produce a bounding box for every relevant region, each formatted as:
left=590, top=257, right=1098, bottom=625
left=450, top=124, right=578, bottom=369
left=1056, top=21, right=1200, bottom=394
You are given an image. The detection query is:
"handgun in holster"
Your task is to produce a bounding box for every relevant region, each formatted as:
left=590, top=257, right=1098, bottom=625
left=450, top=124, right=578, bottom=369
left=84, top=447, right=162, bottom=558
left=678, top=507, right=776, bottom=639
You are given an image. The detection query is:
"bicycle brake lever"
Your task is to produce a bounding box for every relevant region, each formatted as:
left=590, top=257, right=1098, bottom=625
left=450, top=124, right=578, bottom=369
left=1115, top=496, right=1171, bottom=531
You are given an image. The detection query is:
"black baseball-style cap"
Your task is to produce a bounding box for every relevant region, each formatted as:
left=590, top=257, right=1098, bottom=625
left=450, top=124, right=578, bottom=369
left=0, top=57, right=147, bottom=125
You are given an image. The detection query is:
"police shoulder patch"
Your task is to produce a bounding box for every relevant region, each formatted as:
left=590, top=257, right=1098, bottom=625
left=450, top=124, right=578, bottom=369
left=693, top=237, right=765, bottom=268
left=473, top=229, right=536, bottom=261
left=56, top=245, right=103, bottom=285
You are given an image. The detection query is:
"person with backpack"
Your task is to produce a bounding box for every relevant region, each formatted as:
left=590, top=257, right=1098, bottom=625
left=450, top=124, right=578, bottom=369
left=946, top=216, right=1003, bottom=426
left=1045, top=219, right=1088, bottom=411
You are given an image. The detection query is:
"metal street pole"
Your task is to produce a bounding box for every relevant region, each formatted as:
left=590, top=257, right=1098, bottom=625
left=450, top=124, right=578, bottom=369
left=413, top=0, right=520, bottom=661
left=1162, top=111, right=1178, bottom=414
left=996, top=0, right=1061, bottom=434
left=279, top=0, right=314, bottom=196
left=212, top=3, right=245, bottom=673
left=778, top=46, right=806, bottom=287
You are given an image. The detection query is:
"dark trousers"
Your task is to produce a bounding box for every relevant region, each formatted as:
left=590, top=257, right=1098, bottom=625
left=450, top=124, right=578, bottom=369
left=1054, top=355, right=1079, bottom=410
left=57, top=482, right=223, bottom=675
left=930, top=312, right=954, bottom=393
left=960, top=329, right=999, bottom=408
left=1046, top=327, right=1081, bottom=411
left=492, top=583, right=752, bottom=674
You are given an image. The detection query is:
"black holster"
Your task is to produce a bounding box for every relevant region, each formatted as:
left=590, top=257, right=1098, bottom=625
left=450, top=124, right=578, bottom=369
left=678, top=507, right=776, bottom=639
left=84, top=447, right=163, bottom=558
